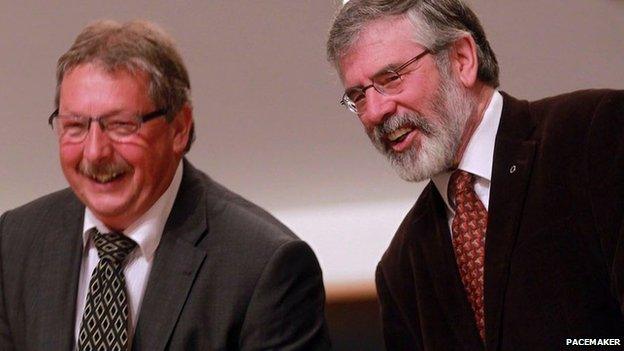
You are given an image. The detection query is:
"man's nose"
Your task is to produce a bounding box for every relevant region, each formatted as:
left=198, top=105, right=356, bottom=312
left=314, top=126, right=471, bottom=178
left=83, top=121, right=114, bottom=161
left=359, top=89, right=396, bottom=130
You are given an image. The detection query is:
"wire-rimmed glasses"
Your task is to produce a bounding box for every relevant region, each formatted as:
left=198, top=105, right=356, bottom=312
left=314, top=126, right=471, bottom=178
left=340, top=49, right=430, bottom=114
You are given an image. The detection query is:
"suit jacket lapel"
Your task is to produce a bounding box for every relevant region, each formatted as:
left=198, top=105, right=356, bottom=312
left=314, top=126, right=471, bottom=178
left=484, top=92, right=537, bottom=350
left=133, top=161, right=208, bottom=351
left=31, top=192, right=84, bottom=350
left=417, top=185, right=485, bottom=350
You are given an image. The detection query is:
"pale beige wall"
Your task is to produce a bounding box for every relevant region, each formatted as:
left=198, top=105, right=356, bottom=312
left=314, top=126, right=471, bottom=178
left=1, top=1, right=623, bottom=286
left=2, top=0, right=623, bottom=213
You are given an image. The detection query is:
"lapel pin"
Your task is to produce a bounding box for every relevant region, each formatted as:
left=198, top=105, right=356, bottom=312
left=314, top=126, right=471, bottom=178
left=509, top=165, right=517, bottom=174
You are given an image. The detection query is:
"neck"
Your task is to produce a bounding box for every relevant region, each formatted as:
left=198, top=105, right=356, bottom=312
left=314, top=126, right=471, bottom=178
left=452, top=84, right=495, bottom=166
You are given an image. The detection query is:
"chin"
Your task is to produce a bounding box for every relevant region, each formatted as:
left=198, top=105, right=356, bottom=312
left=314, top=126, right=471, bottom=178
left=81, top=192, right=133, bottom=219
left=394, top=164, right=431, bottom=183
left=390, top=144, right=453, bottom=182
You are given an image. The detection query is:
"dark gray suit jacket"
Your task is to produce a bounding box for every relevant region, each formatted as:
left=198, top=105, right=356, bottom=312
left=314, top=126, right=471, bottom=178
left=0, top=160, right=331, bottom=350
left=376, top=90, right=624, bottom=350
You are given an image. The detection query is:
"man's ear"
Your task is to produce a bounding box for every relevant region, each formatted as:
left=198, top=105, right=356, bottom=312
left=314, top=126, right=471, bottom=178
left=171, top=104, right=193, bottom=155
left=449, top=35, right=479, bottom=88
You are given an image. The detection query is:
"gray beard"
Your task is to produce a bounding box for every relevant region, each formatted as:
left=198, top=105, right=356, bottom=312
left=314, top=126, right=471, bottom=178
left=367, top=65, right=476, bottom=182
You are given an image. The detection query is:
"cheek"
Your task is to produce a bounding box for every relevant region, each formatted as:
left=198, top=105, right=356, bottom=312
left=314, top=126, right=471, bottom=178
left=362, top=121, right=377, bottom=137
left=118, top=144, right=162, bottom=180
left=116, top=129, right=177, bottom=184
left=59, top=143, right=83, bottom=169
left=399, top=87, right=436, bottom=116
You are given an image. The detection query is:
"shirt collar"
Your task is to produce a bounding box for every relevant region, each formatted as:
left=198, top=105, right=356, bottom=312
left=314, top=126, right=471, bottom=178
left=431, top=90, right=503, bottom=210
left=82, top=161, right=184, bottom=261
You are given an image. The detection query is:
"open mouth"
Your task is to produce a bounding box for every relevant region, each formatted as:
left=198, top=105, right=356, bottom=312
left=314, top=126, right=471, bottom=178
left=79, top=161, right=131, bottom=185
left=88, top=172, right=126, bottom=184
left=387, top=126, right=415, bottom=145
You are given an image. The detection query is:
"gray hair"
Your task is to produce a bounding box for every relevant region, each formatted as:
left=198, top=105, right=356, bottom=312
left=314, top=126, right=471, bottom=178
left=55, top=19, right=195, bottom=151
left=327, top=0, right=499, bottom=87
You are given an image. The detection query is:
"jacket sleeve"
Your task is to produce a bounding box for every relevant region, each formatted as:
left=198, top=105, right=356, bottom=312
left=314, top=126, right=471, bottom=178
left=239, top=240, right=331, bottom=350
left=586, top=90, right=624, bottom=311
left=0, top=213, right=16, bottom=350
left=376, top=263, right=423, bottom=351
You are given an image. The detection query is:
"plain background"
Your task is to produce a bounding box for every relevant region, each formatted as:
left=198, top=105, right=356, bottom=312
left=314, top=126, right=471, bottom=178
left=1, top=0, right=623, bottom=295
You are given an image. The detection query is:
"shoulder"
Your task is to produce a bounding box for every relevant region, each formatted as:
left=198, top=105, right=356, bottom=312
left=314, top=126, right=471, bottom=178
left=498, top=89, right=624, bottom=149
left=529, top=89, right=623, bottom=109
left=1, top=188, right=81, bottom=235
left=528, top=89, right=624, bottom=125
left=1, top=188, right=82, bottom=269
left=181, top=161, right=301, bottom=254
left=528, top=89, right=624, bottom=151
left=530, top=89, right=624, bottom=115
left=210, top=180, right=295, bottom=241
left=500, top=89, right=623, bottom=129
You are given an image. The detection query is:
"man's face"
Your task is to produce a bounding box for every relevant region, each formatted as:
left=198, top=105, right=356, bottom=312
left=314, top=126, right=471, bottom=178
left=58, top=63, right=189, bottom=230
left=338, top=17, right=474, bottom=182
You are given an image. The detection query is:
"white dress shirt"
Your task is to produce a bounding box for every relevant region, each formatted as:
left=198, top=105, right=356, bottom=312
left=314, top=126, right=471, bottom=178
left=431, top=90, right=503, bottom=231
left=74, top=162, right=183, bottom=347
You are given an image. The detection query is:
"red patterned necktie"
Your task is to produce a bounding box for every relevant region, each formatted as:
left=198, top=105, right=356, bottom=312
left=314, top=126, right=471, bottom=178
left=449, top=170, right=487, bottom=340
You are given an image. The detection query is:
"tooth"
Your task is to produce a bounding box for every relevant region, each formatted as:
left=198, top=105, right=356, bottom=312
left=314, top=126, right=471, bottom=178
left=88, top=170, right=124, bottom=183
left=388, top=127, right=413, bottom=142
left=95, top=174, right=108, bottom=183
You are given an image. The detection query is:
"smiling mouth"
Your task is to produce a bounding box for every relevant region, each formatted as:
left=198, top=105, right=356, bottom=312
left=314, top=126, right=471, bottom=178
left=79, top=160, right=131, bottom=185
left=387, top=126, right=415, bottom=144
left=89, top=172, right=125, bottom=184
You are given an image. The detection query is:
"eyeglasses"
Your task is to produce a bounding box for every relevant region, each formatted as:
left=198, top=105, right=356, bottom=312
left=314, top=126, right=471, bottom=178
left=48, top=108, right=168, bottom=143
left=340, top=49, right=430, bottom=114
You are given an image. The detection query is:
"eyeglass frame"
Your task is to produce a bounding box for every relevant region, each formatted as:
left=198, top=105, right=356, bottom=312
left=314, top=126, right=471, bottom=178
left=340, top=49, right=431, bottom=114
left=48, top=108, right=169, bottom=142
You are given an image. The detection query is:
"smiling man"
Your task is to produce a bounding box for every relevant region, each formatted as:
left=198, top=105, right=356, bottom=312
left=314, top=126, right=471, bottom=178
left=327, top=0, right=624, bottom=350
left=0, top=20, right=330, bottom=350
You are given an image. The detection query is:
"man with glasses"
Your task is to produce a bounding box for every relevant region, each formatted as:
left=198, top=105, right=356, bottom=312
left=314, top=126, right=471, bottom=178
left=327, top=0, right=624, bottom=349
left=0, top=20, right=330, bottom=350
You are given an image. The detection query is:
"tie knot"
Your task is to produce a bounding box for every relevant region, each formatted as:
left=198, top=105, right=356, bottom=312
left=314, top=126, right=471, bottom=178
left=92, top=229, right=137, bottom=264
left=448, top=170, right=476, bottom=208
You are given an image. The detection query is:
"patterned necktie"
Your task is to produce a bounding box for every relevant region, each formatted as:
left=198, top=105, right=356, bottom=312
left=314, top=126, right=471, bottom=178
left=78, top=229, right=137, bottom=351
left=449, top=170, right=487, bottom=340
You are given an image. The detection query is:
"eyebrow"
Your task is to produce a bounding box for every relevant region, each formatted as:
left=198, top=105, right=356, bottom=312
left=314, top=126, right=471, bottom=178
left=58, top=108, right=130, bottom=118
left=344, top=60, right=404, bottom=92
left=373, top=62, right=401, bottom=77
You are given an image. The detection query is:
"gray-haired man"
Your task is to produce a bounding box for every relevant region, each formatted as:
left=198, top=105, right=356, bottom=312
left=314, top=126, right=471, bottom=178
left=327, top=0, right=624, bottom=349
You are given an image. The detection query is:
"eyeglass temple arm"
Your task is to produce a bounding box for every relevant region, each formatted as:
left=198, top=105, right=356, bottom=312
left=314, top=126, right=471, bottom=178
left=141, top=108, right=169, bottom=122
left=395, top=49, right=431, bottom=73
left=48, top=109, right=59, bottom=127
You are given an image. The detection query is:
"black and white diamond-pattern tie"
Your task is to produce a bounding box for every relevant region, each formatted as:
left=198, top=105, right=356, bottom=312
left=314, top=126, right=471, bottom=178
left=78, top=229, right=137, bottom=351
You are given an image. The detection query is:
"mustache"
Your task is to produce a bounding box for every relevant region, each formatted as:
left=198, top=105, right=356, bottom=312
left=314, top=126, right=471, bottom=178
left=372, top=113, right=436, bottom=142
left=78, top=159, right=132, bottom=178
